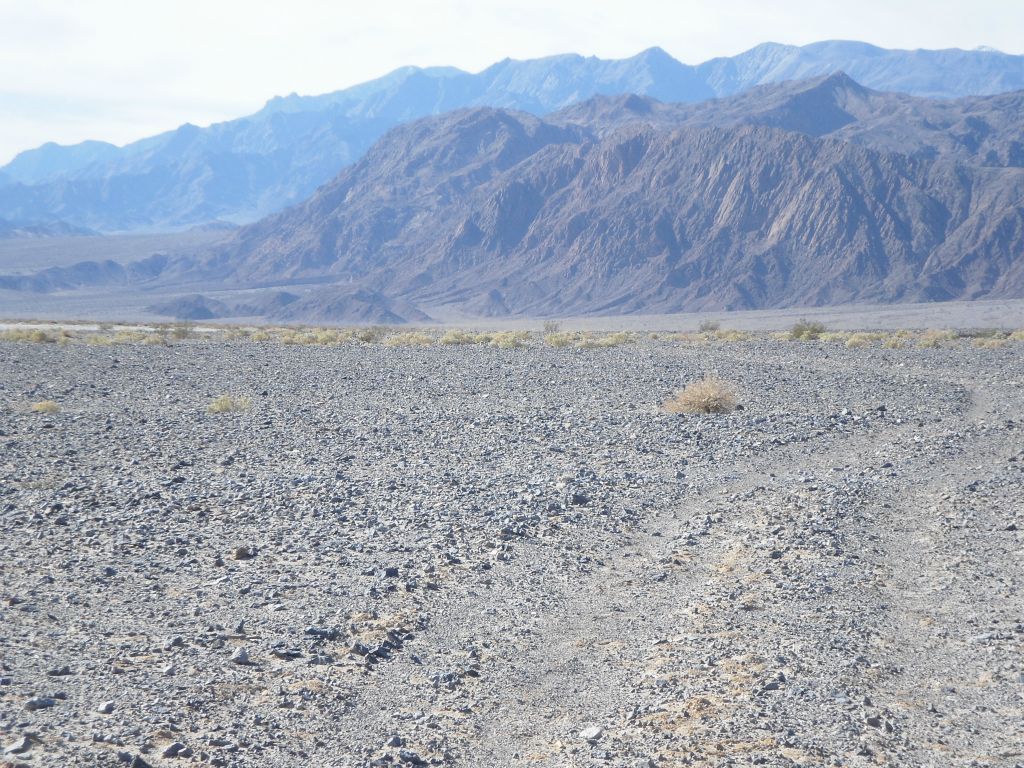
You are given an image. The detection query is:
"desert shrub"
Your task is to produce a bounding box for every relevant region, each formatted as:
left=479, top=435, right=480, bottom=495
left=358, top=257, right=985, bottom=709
left=845, top=333, right=873, bottom=349
left=542, top=320, right=561, bottom=334
left=882, top=335, right=904, bottom=349
left=670, top=332, right=709, bottom=345
left=698, top=319, right=720, bottom=333
left=84, top=334, right=114, bottom=346
left=30, top=400, right=61, bottom=414
left=0, top=328, right=57, bottom=343
left=664, top=376, right=738, bottom=415
left=576, top=331, right=631, bottom=349
left=544, top=331, right=576, bottom=348
left=439, top=330, right=478, bottom=345
left=713, top=329, right=751, bottom=342
left=352, top=326, right=389, bottom=343
left=973, top=337, right=1007, bottom=349
left=489, top=331, right=527, bottom=349
left=112, top=330, right=147, bottom=343
left=917, top=329, right=957, bottom=348
left=171, top=322, right=194, bottom=340
left=600, top=331, right=632, bottom=346
left=383, top=331, right=434, bottom=347
left=790, top=319, right=826, bottom=340
left=142, top=332, right=169, bottom=345
left=1009, top=330, right=1024, bottom=342
left=249, top=330, right=271, bottom=342
left=958, top=327, right=1006, bottom=339
left=207, top=394, right=252, bottom=414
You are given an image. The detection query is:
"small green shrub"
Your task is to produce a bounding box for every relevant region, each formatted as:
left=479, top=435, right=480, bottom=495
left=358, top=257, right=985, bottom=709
left=790, top=319, right=826, bottom=340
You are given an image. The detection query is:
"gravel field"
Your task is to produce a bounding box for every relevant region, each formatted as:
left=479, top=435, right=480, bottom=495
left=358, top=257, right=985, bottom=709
left=1, top=334, right=1022, bottom=767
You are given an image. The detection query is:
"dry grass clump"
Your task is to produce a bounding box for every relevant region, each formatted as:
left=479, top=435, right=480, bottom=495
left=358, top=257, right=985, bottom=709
left=0, top=328, right=58, bottom=343
left=973, top=337, right=1008, bottom=349
left=30, top=400, right=61, bottom=414
left=489, top=331, right=529, bottom=349
left=544, top=331, right=577, bottom=347
left=698, top=319, right=721, bottom=333
left=249, top=330, right=272, bottom=342
left=352, top=326, right=390, bottom=343
left=663, top=376, right=738, bottom=415
left=845, top=332, right=875, bottom=349
left=670, top=331, right=710, bottom=345
left=1008, top=329, right=1024, bottom=342
left=439, top=329, right=479, bottom=345
left=207, top=394, right=252, bottom=414
left=542, top=320, right=561, bottom=334
left=713, top=328, right=751, bottom=342
left=84, top=334, right=114, bottom=346
left=882, top=335, right=904, bottom=349
left=383, top=331, right=434, bottom=347
left=917, top=329, right=957, bottom=348
left=790, top=319, right=826, bottom=340
left=142, top=332, right=169, bottom=345
left=578, top=331, right=632, bottom=348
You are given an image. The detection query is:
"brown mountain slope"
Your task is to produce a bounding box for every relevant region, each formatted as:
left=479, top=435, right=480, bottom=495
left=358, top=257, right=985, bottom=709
left=191, top=92, right=1024, bottom=316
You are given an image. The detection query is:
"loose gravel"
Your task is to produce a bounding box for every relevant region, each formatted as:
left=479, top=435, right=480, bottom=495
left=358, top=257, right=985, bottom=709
left=1, top=338, right=1021, bottom=767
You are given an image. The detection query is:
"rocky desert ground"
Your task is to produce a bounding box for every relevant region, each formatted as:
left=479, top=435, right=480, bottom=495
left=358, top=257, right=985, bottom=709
left=1, top=326, right=1022, bottom=768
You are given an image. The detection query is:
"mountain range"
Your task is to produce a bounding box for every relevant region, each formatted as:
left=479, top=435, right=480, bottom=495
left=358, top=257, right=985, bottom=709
left=2, top=40, right=1024, bottom=232
left=9, top=71, right=1022, bottom=320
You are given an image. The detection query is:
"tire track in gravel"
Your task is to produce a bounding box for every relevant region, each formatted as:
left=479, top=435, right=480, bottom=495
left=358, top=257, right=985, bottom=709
left=485, top=355, right=1000, bottom=767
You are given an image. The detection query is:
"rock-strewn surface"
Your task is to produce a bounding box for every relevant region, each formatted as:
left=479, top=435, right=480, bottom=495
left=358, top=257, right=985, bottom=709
left=1, top=337, right=1021, bottom=766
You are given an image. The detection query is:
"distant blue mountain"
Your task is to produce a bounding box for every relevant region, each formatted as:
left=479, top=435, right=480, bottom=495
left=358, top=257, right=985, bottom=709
left=2, top=40, right=1023, bottom=231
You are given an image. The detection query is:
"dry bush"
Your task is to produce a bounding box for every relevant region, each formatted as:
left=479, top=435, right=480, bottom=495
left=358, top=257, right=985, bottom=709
left=790, top=319, right=826, bottom=340
left=439, top=330, right=478, bottom=345
left=664, top=376, right=738, bottom=414
left=0, top=328, right=58, bottom=343
left=542, top=320, right=561, bottom=334
left=249, top=330, right=271, bottom=342
left=352, top=326, right=389, bottom=343
left=714, top=329, right=751, bottom=342
left=819, top=331, right=850, bottom=343
left=958, top=327, right=1006, bottom=339
left=142, top=333, right=169, bottom=345
left=577, top=331, right=632, bottom=348
left=84, top=334, right=114, bottom=346
left=489, top=331, right=528, bottom=349
left=207, top=395, right=252, bottom=414
left=171, top=322, right=194, bottom=340
left=973, top=337, right=1008, bottom=349
left=845, top=333, right=874, bottom=349
left=882, top=335, right=904, bottom=349
left=917, top=329, right=957, bottom=348
left=30, top=400, right=61, bottom=414
left=698, top=319, right=721, bottom=333
left=383, top=331, right=434, bottom=347
left=544, top=331, right=576, bottom=347
left=112, top=330, right=147, bottom=343
left=1009, top=329, right=1024, bottom=342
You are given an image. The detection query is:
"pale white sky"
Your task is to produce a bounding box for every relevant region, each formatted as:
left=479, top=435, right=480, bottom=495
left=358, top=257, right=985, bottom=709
left=1, top=0, right=1022, bottom=164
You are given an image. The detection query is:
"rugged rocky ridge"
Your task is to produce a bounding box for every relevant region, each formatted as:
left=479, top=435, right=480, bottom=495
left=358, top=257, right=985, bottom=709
left=6, top=75, right=1024, bottom=320
left=3, top=42, right=1024, bottom=232
left=182, top=78, right=1024, bottom=316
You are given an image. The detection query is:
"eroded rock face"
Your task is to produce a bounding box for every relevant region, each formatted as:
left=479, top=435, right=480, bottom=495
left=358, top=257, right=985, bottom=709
left=194, top=78, right=1024, bottom=317
left=0, top=335, right=1021, bottom=765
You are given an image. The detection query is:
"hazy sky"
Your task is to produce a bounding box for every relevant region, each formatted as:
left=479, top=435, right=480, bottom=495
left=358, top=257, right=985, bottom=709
left=1, top=0, right=1022, bottom=164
